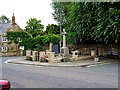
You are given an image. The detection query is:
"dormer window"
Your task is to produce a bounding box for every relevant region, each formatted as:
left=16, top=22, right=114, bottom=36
left=2, top=37, right=7, bottom=42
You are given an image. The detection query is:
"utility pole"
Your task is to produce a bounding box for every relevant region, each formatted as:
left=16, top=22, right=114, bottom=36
left=59, top=1, right=62, bottom=53
left=58, top=1, right=66, bottom=54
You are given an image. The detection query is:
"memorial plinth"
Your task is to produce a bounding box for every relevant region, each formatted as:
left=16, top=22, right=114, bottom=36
left=61, top=29, right=69, bottom=56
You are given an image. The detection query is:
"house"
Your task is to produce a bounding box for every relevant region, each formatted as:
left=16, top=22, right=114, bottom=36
left=0, top=14, right=22, bottom=56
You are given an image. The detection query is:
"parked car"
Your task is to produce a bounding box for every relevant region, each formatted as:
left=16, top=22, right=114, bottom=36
left=107, top=51, right=119, bottom=59
left=0, top=80, right=10, bottom=90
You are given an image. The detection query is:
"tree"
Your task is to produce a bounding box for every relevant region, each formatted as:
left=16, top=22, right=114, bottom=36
left=45, top=24, right=60, bottom=34
left=91, top=2, right=120, bottom=44
left=43, top=34, right=60, bottom=45
left=52, top=1, right=69, bottom=25
left=66, top=2, right=97, bottom=45
left=6, top=17, right=60, bottom=51
left=6, top=31, right=34, bottom=50
left=0, top=15, right=10, bottom=23
left=25, top=18, right=44, bottom=37
left=51, top=1, right=71, bottom=49
left=52, top=2, right=120, bottom=45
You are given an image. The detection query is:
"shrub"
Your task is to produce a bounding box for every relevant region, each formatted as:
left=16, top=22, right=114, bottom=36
left=61, top=57, right=70, bottom=62
left=40, top=56, right=48, bottom=62
left=26, top=56, right=32, bottom=61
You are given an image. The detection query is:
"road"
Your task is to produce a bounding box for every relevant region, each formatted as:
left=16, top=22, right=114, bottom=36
left=1, top=56, right=118, bottom=88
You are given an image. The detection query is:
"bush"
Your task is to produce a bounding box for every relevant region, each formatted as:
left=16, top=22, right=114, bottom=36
left=26, top=56, right=32, bottom=61
left=61, top=57, right=70, bottom=62
left=40, top=56, right=48, bottom=62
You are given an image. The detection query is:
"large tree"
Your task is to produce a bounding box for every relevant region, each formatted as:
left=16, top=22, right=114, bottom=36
left=52, top=2, right=120, bottom=45
left=25, top=18, right=44, bottom=37
left=91, top=2, right=120, bottom=44
left=45, top=24, right=60, bottom=34
left=51, top=1, right=70, bottom=26
left=43, top=34, right=60, bottom=45
left=6, top=17, right=61, bottom=51
left=6, top=31, right=34, bottom=50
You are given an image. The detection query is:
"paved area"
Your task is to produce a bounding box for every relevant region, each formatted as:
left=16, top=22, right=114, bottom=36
left=4, top=57, right=118, bottom=67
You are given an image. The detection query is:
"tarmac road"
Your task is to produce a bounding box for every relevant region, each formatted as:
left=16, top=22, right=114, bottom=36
left=1, top=56, right=119, bottom=88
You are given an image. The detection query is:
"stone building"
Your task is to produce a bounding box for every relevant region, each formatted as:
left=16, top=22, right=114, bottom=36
left=0, top=14, right=22, bottom=56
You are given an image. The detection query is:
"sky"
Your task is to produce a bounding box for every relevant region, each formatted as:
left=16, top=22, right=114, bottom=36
left=0, top=0, right=57, bottom=29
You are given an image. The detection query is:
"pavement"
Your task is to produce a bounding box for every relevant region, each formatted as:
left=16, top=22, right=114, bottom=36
left=4, top=57, right=119, bottom=67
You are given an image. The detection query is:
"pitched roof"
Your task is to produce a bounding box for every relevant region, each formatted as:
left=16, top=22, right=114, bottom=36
left=0, top=23, right=11, bottom=35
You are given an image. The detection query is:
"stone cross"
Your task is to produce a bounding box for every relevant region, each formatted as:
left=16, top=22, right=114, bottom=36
left=61, top=28, right=69, bottom=56
left=62, top=29, right=66, bottom=47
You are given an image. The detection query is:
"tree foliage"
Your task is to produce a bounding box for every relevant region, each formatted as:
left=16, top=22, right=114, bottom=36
left=6, top=18, right=60, bottom=50
left=0, top=15, right=10, bottom=23
left=6, top=31, right=33, bottom=50
left=45, top=24, right=60, bottom=34
left=52, top=2, right=120, bottom=45
left=91, top=2, right=120, bottom=44
left=43, top=34, right=60, bottom=45
left=25, top=18, right=44, bottom=37
left=52, top=1, right=70, bottom=26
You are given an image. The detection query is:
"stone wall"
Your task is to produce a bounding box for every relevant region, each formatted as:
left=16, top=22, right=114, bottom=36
left=0, top=52, right=20, bottom=56
left=68, top=44, right=120, bottom=57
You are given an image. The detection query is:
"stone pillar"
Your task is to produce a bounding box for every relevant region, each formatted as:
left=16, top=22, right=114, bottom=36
left=72, top=51, right=79, bottom=60
left=26, top=50, right=31, bottom=57
left=20, top=50, right=23, bottom=56
left=39, top=51, right=46, bottom=59
left=45, top=50, right=50, bottom=57
left=49, top=42, right=53, bottom=52
left=47, top=52, right=55, bottom=63
left=98, top=48, right=104, bottom=56
left=94, top=57, right=100, bottom=62
left=91, top=50, right=96, bottom=57
left=32, top=51, right=38, bottom=61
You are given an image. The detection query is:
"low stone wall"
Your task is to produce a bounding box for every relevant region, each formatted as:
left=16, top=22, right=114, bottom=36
left=78, top=55, right=93, bottom=60
left=0, top=52, right=21, bottom=56
left=68, top=44, right=120, bottom=57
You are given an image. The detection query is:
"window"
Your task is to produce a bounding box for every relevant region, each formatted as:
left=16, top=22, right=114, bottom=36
left=2, top=37, right=7, bottom=42
left=17, top=37, right=22, bottom=42
left=2, top=46, right=8, bottom=52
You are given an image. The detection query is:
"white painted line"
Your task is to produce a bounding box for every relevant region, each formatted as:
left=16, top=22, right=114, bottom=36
left=86, top=65, right=96, bottom=67
left=4, top=60, right=10, bottom=63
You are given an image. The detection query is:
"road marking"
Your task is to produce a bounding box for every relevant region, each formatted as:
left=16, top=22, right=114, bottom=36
left=86, top=65, right=97, bottom=67
left=4, top=60, right=10, bottom=63
left=48, top=67, right=56, bottom=69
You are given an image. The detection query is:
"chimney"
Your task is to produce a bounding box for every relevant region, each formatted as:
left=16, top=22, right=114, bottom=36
left=12, top=13, right=16, bottom=25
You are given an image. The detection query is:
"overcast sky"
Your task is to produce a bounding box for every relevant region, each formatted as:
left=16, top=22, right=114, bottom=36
left=0, top=0, right=57, bottom=29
